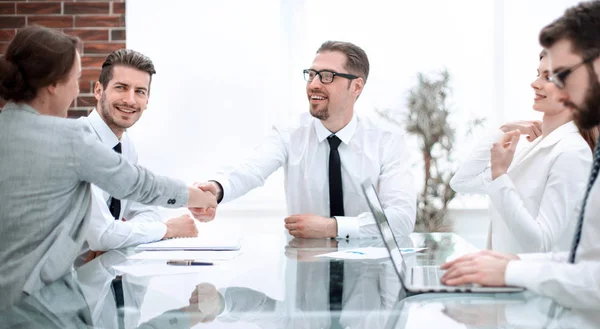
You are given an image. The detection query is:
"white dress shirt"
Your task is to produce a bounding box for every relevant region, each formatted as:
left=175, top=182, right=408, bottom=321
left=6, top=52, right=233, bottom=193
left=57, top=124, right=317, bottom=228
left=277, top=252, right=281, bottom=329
left=79, top=110, right=166, bottom=254
left=505, top=140, right=600, bottom=309
left=215, top=113, right=416, bottom=238
left=450, top=121, right=591, bottom=253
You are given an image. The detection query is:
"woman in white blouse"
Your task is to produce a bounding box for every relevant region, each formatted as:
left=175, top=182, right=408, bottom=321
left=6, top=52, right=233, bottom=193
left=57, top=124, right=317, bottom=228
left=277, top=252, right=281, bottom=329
left=450, top=51, right=598, bottom=254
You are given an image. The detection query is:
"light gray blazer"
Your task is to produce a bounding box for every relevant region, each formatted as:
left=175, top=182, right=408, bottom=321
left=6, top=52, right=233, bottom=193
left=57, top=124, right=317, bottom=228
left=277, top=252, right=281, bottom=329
left=0, top=102, right=188, bottom=310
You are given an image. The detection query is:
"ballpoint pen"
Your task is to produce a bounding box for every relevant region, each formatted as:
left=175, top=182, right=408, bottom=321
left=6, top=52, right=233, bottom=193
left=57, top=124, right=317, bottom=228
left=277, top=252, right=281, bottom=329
left=166, top=260, right=214, bottom=266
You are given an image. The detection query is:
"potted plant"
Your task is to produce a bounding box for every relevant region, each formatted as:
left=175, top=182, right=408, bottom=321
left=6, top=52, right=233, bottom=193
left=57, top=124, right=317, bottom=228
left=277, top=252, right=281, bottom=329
left=378, top=69, right=482, bottom=232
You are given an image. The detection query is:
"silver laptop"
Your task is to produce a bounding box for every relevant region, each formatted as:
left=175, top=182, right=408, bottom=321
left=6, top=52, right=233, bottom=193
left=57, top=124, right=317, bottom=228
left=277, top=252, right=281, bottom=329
left=362, top=181, right=524, bottom=294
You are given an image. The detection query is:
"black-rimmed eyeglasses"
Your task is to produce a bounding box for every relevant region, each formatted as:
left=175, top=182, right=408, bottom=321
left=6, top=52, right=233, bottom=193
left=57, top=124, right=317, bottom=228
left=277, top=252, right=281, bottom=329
left=549, top=53, right=600, bottom=89
left=303, top=69, right=358, bottom=84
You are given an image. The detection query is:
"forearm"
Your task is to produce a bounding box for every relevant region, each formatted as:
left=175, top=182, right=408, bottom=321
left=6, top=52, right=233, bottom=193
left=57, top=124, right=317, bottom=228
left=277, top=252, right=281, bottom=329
left=219, top=287, right=278, bottom=320
left=337, top=206, right=415, bottom=239
left=505, top=260, right=600, bottom=309
left=89, top=221, right=166, bottom=251
left=75, top=124, right=189, bottom=209
left=125, top=205, right=168, bottom=240
left=215, top=166, right=271, bottom=203
left=517, top=251, right=568, bottom=262
left=125, top=202, right=162, bottom=223
left=213, top=128, right=286, bottom=203
left=450, top=130, right=503, bottom=193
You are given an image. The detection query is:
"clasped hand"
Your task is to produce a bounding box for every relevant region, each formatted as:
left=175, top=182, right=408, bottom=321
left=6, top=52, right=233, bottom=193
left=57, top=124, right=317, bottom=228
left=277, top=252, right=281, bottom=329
left=492, top=120, right=542, bottom=180
left=284, top=214, right=337, bottom=238
left=189, top=181, right=219, bottom=222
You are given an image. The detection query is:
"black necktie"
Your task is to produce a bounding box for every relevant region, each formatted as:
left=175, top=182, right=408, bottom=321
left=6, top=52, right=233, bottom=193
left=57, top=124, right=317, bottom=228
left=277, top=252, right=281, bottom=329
left=327, top=135, right=344, bottom=326
left=569, top=137, right=600, bottom=263
left=108, top=142, right=122, bottom=220
left=328, top=135, right=344, bottom=217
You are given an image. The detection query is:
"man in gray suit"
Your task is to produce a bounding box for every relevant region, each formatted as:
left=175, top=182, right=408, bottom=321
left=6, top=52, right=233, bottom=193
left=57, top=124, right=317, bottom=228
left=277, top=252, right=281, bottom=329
left=78, top=49, right=201, bottom=264
left=0, top=26, right=216, bottom=310
left=440, top=1, right=600, bottom=309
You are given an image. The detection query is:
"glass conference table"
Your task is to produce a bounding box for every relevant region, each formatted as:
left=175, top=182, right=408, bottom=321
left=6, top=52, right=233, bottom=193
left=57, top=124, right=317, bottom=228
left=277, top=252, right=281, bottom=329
left=1, top=232, right=598, bottom=329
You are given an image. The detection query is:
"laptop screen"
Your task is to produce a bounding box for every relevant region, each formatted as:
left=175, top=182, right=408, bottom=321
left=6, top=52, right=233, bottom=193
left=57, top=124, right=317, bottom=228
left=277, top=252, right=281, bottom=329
left=361, top=181, right=407, bottom=281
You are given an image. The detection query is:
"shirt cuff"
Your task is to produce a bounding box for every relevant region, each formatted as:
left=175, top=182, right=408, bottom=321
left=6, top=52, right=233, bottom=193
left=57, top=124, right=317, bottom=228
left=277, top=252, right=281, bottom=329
left=517, top=252, right=553, bottom=262
left=486, top=173, right=513, bottom=198
left=335, top=216, right=359, bottom=239
left=147, top=222, right=168, bottom=241
left=335, top=238, right=373, bottom=249
left=505, top=260, right=542, bottom=288
left=213, top=177, right=231, bottom=203
left=209, top=180, right=224, bottom=204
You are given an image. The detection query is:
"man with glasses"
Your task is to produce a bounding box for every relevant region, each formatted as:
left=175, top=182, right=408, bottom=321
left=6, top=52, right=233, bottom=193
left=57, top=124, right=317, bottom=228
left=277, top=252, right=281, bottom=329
left=190, top=41, right=416, bottom=240
left=440, top=1, right=600, bottom=309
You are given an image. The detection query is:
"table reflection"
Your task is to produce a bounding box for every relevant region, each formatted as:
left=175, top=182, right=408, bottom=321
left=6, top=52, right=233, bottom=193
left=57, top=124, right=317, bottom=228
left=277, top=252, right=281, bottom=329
left=1, top=233, right=592, bottom=329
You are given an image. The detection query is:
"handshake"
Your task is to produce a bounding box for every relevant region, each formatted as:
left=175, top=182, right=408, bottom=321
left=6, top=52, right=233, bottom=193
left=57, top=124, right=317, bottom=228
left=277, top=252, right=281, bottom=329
left=187, top=181, right=223, bottom=223
left=160, top=181, right=222, bottom=240
left=186, top=180, right=338, bottom=239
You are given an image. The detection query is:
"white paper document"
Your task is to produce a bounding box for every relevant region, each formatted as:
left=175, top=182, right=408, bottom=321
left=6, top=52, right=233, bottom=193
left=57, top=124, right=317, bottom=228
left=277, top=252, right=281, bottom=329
left=113, top=263, right=222, bottom=277
left=315, top=247, right=426, bottom=260
left=128, top=250, right=242, bottom=261
left=135, top=237, right=241, bottom=251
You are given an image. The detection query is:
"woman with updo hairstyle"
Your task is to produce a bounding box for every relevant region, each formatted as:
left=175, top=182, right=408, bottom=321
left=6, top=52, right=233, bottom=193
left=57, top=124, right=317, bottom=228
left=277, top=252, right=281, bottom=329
left=450, top=50, right=595, bottom=255
left=0, top=26, right=80, bottom=114
left=0, top=26, right=217, bottom=310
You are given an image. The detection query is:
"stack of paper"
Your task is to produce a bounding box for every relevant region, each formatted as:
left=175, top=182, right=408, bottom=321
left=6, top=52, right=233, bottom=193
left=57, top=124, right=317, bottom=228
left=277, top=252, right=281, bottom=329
left=135, top=237, right=241, bottom=251
left=315, top=247, right=426, bottom=260
left=128, top=250, right=242, bottom=261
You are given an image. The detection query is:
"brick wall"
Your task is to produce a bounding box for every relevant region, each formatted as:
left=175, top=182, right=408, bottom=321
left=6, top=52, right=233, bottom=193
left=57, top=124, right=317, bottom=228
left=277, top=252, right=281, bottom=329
left=0, top=0, right=126, bottom=117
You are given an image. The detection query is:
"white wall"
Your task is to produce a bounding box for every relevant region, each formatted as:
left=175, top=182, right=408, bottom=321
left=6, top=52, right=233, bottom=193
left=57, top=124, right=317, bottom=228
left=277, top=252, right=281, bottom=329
left=126, top=0, right=580, bottom=223
left=127, top=0, right=289, bottom=215
left=499, top=0, right=581, bottom=123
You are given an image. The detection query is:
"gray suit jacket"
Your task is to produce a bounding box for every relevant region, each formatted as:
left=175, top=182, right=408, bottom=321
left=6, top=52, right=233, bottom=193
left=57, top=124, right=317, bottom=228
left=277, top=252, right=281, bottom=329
left=0, top=102, right=188, bottom=310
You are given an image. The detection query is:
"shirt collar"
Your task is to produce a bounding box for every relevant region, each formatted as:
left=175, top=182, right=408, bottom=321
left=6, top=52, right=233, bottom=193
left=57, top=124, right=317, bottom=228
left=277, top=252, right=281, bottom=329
left=538, top=120, right=579, bottom=149
left=87, top=109, right=121, bottom=149
left=314, top=113, right=358, bottom=145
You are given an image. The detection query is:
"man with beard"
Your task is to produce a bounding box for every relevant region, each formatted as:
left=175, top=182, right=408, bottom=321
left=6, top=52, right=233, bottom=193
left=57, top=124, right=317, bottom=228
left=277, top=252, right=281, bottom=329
left=440, top=1, right=600, bottom=309
left=78, top=49, right=202, bottom=264
left=191, top=41, right=416, bottom=239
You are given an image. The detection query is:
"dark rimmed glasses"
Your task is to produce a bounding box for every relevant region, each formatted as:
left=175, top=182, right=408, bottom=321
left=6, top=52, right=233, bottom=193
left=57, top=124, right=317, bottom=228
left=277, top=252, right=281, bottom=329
left=549, top=53, right=600, bottom=89
left=303, top=69, right=358, bottom=84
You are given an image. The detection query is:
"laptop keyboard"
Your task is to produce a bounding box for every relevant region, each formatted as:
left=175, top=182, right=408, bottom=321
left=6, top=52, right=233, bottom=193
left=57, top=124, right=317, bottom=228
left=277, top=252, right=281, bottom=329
left=428, top=266, right=445, bottom=285
left=412, top=266, right=446, bottom=286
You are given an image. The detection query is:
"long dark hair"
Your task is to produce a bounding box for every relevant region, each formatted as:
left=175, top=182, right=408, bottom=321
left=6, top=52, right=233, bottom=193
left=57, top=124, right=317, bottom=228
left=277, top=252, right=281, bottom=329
left=578, top=125, right=599, bottom=151
left=0, top=25, right=80, bottom=103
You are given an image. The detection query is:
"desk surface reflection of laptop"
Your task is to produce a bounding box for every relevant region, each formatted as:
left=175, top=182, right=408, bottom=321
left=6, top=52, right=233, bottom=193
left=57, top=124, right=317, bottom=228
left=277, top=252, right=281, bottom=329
left=362, top=182, right=524, bottom=294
